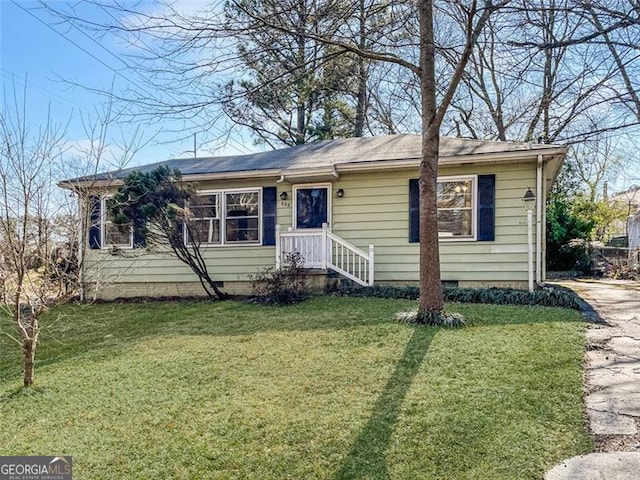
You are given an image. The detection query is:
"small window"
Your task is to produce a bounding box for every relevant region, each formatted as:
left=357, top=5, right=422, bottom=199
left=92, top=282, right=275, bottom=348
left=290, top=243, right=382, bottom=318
left=226, top=191, right=259, bottom=242
left=189, top=194, right=221, bottom=244
left=437, top=179, right=474, bottom=238
left=103, top=198, right=133, bottom=248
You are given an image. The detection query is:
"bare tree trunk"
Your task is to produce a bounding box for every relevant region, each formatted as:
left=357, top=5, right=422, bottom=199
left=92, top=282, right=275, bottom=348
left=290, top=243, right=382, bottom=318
left=19, top=311, right=39, bottom=387
left=354, top=0, right=368, bottom=137
left=295, top=0, right=307, bottom=145
left=541, top=9, right=553, bottom=142
left=354, top=61, right=368, bottom=137
left=23, top=337, right=35, bottom=387
left=417, top=0, right=444, bottom=322
left=0, top=82, right=90, bottom=387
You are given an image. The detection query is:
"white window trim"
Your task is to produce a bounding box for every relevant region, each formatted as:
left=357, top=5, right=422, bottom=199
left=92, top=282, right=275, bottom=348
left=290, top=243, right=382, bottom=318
left=437, top=174, right=477, bottom=242
left=292, top=183, right=332, bottom=231
left=224, top=188, right=262, bottom=244
left=186, top=187, right=263, bottom=247
left=186, top=192, right=222, bottom=246
left=101, top=196, right=134, bottom=249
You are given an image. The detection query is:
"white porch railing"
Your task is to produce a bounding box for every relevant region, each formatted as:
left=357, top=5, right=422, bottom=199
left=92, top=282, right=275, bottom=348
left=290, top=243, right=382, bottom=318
left=275, top=223, right=374, bottom=286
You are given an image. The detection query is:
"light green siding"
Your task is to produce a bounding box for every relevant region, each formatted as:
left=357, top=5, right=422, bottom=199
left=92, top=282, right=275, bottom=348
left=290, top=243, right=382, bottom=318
left=85, top=178, right=280, bottom=287
left=85, top=162, right=541, bottom=294
left=329, top=163, right=538, bottom=284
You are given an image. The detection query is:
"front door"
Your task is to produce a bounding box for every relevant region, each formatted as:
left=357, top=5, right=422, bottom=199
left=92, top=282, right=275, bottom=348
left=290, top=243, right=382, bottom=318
left=294, top=185, right=330, bottom=230
left=288, top=184, right=331, bottom=269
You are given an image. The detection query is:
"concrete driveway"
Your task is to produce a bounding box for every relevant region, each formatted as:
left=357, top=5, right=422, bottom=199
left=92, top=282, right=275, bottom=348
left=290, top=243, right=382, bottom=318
left=546, top=279, right=640, bottom=480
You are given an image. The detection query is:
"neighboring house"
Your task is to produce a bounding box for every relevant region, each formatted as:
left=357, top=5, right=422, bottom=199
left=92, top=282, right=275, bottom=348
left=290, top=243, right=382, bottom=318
left=610, top=187, right=640, bottom=217
left=610, top=187, right=640, bottom=247
left=59, top=134, right=565, bottom=299
left=617, top=188, right=640, bottom=259
left=628, top=211, right=640, bottom=252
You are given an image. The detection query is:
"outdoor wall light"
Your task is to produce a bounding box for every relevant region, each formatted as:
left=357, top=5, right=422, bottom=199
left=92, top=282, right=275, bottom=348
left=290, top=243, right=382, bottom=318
left=522, top=187, right=536, bottom=211
left=336, top=189, right=345, bottom=198
left=280, top=191, right=288, bottom=201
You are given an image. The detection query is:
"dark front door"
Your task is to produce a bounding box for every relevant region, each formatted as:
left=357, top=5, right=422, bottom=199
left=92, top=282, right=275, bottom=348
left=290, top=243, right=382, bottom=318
left=295, top=186, right=329, bottom=230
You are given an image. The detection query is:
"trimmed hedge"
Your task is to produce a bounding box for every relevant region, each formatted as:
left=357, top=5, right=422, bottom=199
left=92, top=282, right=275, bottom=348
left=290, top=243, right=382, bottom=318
left=331, top=284, right=582, bottom=310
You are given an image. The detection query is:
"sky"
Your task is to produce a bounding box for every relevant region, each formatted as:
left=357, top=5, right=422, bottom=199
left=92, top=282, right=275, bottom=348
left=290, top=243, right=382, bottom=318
left=1, top=1, right=638, bottom=194
left=0, top=0, right=258, bottom=178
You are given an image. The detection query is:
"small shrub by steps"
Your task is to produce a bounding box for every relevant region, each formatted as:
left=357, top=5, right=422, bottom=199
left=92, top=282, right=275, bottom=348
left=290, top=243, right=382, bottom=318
left=249, top=252, right=309, bottom=305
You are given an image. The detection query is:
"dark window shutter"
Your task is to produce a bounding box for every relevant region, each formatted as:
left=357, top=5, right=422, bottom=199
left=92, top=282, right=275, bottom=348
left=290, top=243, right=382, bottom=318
left=133, top=222, right=146, bottom=248
left=409, top=179, right=420, bottom=243
left=88, top=195, right=102, bottom=249
left=175, top=218, right=185, bottom=246
left=477, top=174, right=496, bottom=241
left=262, top=187, right=277, bottom=246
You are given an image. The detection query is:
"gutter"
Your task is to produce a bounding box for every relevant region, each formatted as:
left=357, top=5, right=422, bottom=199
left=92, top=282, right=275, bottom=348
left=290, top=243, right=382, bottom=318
left=277, top=165, right=339, bottom=181
left=58, top=168, right=286, bottom=190
left=336, top=147, right=567, bottom=172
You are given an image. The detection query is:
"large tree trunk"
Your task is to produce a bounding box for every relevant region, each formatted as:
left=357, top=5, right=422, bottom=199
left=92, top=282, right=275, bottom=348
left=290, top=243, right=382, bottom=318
left=418, top=131, right=444, bottom=321
left=354, top=58, right=368, bottom=137
left=295, top=0, right=307, bottom=145
left=417, top=0, right=444, bottom=322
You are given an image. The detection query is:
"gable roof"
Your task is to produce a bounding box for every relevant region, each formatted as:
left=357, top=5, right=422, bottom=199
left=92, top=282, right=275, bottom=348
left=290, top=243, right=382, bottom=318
left=60, top=134, right=566, bottom=187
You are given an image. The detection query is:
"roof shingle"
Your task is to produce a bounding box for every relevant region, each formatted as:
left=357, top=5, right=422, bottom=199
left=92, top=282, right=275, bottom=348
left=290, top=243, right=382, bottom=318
left=66, top=134, right=562, bottom=183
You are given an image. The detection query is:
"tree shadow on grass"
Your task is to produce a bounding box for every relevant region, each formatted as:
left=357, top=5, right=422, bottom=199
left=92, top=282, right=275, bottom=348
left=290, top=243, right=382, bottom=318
left=0, top=385, right=48, bottom=403
left=332, top=326, right=437, bottom=480
left=1, top=297, right=583, bottom=386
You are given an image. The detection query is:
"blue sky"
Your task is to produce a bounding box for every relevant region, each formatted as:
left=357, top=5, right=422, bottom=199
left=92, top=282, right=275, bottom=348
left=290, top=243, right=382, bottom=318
left=1, top=1, right=637, bottom=193
left=0, top=0, right=257, bottom=176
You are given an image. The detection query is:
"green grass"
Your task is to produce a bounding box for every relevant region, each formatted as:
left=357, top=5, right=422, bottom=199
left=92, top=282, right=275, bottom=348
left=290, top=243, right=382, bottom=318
left=0, top=298, right=592, bottom=479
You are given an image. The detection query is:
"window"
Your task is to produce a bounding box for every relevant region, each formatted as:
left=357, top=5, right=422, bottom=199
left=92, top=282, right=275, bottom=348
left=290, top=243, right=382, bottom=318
left=226, top=191, right=259, bottom=242
left=187, top=189, right=261, bottom=246
left=102, top=197, right=133, bottom=248
left=409, top=176, right=481, bottom=243
left=189, top=194, right=221, bottom=244
left=437, top=178, right=475, bottom=238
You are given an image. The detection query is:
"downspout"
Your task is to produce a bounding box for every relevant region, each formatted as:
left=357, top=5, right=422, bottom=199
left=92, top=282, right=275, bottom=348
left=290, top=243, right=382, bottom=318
left=77, top=192, right=86, bottom=302
left=536, top=154, right=544, bottom=287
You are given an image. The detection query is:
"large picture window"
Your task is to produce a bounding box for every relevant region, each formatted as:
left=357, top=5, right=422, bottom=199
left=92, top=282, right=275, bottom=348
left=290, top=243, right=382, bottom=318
left=187, top=189, right=261, bottom=246
left=437, top=178, right=475, bottom=238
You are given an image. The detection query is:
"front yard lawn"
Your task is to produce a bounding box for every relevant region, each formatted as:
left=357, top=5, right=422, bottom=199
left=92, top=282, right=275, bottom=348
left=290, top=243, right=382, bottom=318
left=0, top=297, right=591, bottom=479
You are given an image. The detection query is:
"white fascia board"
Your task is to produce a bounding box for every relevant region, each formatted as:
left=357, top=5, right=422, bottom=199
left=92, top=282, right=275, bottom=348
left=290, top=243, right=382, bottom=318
left=278, top=166, right=339, bottom=181
left=334, top=146, right=567, bottom=173
left=181, top=169, right=281, bottom=182
left=59, top=169, right=283, bottom=190
left=57, top=179, right=123, bottom=190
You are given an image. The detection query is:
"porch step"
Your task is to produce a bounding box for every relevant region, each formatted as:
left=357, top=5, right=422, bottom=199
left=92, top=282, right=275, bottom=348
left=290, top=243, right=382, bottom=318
left=275, top=224, right=374, bottom=287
